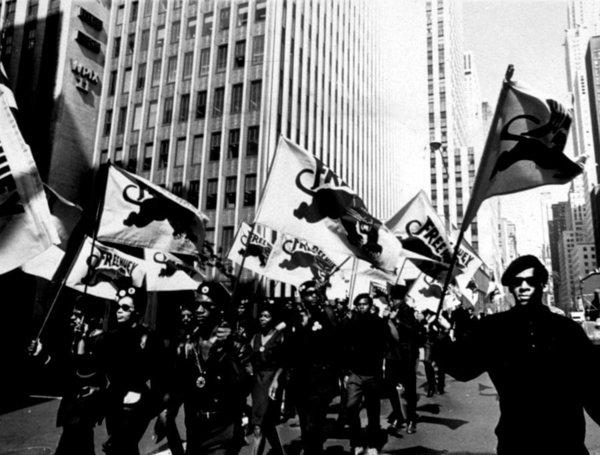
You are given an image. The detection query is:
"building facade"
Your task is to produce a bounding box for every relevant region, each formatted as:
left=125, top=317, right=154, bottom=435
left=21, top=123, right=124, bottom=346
left=94, top=0, right=429, bottom=254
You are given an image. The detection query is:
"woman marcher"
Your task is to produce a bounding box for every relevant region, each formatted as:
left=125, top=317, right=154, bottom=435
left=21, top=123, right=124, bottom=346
left=250, top=304, right=286, bottom=455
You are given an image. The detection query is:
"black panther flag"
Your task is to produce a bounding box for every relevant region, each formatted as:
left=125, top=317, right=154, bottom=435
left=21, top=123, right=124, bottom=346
left=255, top=137, right=404, bottom=274
left=97, top=164, right=209, bottom=255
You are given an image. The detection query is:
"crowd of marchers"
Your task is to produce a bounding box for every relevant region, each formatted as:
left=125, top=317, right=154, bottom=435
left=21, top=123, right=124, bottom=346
left=28, top=255, right=600, bottom=455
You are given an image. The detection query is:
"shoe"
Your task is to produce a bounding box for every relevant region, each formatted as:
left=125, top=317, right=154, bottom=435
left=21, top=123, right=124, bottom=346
left=389, top=419, right=405, bottom=431
left=366, top=448, right=378, bottom=455
left=406, top=421, right=417, bottom=434
left=353, top=446, right=365, bottom=455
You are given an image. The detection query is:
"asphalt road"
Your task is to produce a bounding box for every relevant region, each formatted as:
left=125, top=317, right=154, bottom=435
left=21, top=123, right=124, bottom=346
left=2, top=370, right=600, bottom=455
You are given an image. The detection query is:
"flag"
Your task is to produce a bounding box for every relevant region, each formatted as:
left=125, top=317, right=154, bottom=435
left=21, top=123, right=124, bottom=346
left=0, top=94, right=59, bottom=274
left=144, top=248, right=201, bottom=291
left=97, top=164, right=208, bottom=255
left=453, top=240, right=483, bottom=291
left=462, top=73, right=582, bottom=228
left=408, top=273, right=461, bottom=313
left=263, top=231, right=351, bottom=288
left=66, top=236, right=146, bottom=300
left=255, top=137, right=403, bottom=273
left=227, top=222, right=274, bottom=275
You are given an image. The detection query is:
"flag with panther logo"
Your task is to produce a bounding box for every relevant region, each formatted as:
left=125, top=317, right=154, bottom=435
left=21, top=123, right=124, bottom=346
left=227, top=222, right=274, bottom=275
left=66, top=236, right=146, bottom=300
left=144, top=248, right=202, bottom=292
left=97, top=165, right=208, bottom=255
left=255, top=137, right=404, bottom=274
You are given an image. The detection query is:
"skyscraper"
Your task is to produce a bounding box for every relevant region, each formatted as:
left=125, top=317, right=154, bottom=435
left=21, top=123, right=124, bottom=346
left=94, top=0, right=429, bottom=254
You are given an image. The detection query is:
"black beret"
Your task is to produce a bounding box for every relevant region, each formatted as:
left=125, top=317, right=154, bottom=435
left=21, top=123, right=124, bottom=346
left=298, top=280, right=318, bottom=295
left=195, top=281, right=229, bottom=306
left=389, top=284, right=409, bottom=300
left=501, top=255, right=548, bottom=286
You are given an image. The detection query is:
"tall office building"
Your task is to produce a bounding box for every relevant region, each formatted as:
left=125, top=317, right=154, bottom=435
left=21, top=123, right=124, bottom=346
left=94, top=0, right=429, bottom=254
left=549, top=201, right=570, bottom=305
left=0, top=0, right=110, bottom=202
left=587, top=36, right=600, bottom=183
left=426, top=0, right=482, bottom=251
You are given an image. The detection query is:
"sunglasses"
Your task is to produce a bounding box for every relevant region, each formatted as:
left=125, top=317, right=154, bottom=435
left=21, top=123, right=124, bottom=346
left=117, top=303, right=134, bottom=312
left=509, top=277, right=540, bottom=287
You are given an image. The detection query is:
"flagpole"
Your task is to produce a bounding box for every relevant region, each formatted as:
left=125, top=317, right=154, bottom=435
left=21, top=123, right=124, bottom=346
left=395, top=257, right=408, bottom=285
left=434, top=65, right=514, bottom=319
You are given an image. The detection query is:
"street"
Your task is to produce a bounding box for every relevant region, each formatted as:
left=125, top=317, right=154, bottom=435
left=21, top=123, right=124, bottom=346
left=2, top=369, right=600, bottom=455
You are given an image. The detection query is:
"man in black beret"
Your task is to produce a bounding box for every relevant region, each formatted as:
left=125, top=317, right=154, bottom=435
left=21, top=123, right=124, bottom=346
left=439, top=255, right=600, bottom=454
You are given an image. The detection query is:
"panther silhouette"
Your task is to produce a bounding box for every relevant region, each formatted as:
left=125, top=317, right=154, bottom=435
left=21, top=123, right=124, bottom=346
left=400, top=236, right=451, bottom=264
left=122, top=184, right=199, bottom=244
left=490, top=99, right=580, bottom=180
left=80, top=266, right=127, bottom=287
left=239, top=243, right=269, bottom=267
left=419, top=282, right=443, bottom=299
left=293, top=169, right=383, bottom=260
left=279, top=250, right=331, bottom=281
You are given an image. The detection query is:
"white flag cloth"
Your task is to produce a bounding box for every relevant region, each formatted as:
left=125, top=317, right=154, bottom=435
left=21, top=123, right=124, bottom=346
left=263, top=232, right=351, bottom=288
left=0, top=95, right=59, bottom=274
left=144, top=248, right=201, bottom=292
left=255, top=137, right=404, bottom=274
left=20, top=245, right=65, bottom=281
left=408, top=273, right=461, bottom=313
left=66, top=237, right=146, bottom=300
left=97, top=164, right=208, bottom=255
left=227, top=222, right=274, bottom=275
left=462, top=76, right=582, bottom=228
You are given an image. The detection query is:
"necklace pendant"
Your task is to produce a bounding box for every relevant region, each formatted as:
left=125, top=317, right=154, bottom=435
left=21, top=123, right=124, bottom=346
left=195, top=375, right=206, bottom=389
left=259, top=346, right=265, bottom=353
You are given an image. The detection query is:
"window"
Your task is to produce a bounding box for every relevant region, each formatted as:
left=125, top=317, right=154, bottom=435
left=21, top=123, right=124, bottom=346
left=188, top=180, right=200, bottom=205
left=109, top=70, right=117, bottom=96
left=25, top=24, right=35, bottom=50
left=143, top=0, right=152, bottom=17
left=182, top=52, right=193, bottom=79
left=244, top=174, right=256, bottom=206
left=151, top=60, right=161, bottom=86
left=234, top=40, right=245, bottom=68
left=147, top=101, right=158, bottom=128
left=249, top=80, right=261, bottom=111
left=136, top=63, right=146, bottom=90
left=222, top=226, right=235, bottom=253
left=247, top=126, right=259, bottom=156
left=255, top=0, right=266, bottom=22
left=122, top=67, right=132, bottom=93
left=143, top=143, right=153, bottom=170
left=192, top=134, right=203, bottom=164
left=115, top=147, right=124, bottom=166
left=213, top=87, right=225, bottom=117
left=196, top=90, right=207, bottom=119
left=172, top=182, right=183, bottom=196
left=199, top=48, right=210, bottom=76
left=202, top=12, right=213, bottom=36
left=251, top=35, right=264, bottom=65
left=127, top=33, right=135, bottom=54
left=174, top=137, right=186, bottom=167
left=237, top=2, right=248, bottom=26
left=179, top=93, right=190, bottom=122
left=228, top=129, right=240, bottom=158
left=130, top=1, right=138, bottom=21
left=219, top=7, right=230, bottom=30
left=116, top=107, right=127, bottom=134
left=206, top=178, right=218, bottom=210
left=167, top=56, right=177, bottom=82
left=216, top=44, right=227, bottom=72
left=171, top=20, right=181, bottom=43
left=104, top=109, right=113, bottom=136
left=27, top=0, right=38, bottom=16
left=186, top=16, right=197, bottom=39
left=116, top=4, right=125, bottom=24
left=163, top=97, right=173, bottom=124
left=113, top=37, right=121, bottom=57
left=210, top=132, right=221, bottom=161
left=158, top=140, right=169, bottom=168
left=155, top=25, right=165, bottom=48
left=132, top=104, right=143, bottom=131
left=230, top=83, right=243, bottom=114
left=100, top=149, right=109, bottom=163
left=141, top=29, right=150, bottom=51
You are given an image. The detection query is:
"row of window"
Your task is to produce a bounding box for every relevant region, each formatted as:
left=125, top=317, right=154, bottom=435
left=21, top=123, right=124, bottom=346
left=105, top=81, right=262, bottom=136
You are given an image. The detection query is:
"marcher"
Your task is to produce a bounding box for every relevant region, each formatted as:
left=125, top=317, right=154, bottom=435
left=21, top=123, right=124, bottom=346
left=343, top=294, right=387, bottom=455
left=287, top=280, right=341, bottom=455
left=249, top=304, right=286, bottom=455
left=168, top=282, right=252, bottom=455
left=101, top=285, right=167, bottom=455
left=384, top=285, right=423, bottom=434
left=422, top=309, right=447, bottom=397
left=29, top=299, right=106, bottom=455
left=439, top=255, right=600, bottom=455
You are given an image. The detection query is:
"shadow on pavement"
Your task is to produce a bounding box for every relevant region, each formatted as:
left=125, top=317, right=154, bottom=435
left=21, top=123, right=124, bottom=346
left=417, top=415, right=469, bottom=430
left=0, top=448, right=53, bottom=455
left=0, top=396, right=55, bottom=415
left=417, top=403, right=442, bottom=415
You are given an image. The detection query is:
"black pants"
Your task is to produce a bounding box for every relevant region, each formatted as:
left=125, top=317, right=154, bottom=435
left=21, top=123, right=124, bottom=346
left=424, top=359, right=445, bottom=393
left=55, top=423, right=95, bottom=455
left=104, top=407, right=153, bottom=455
left=295, top=391, right=333, bottom=455
left=385, top=358, right=418, bottom=422
left=345, top=373, right=381, bottom=448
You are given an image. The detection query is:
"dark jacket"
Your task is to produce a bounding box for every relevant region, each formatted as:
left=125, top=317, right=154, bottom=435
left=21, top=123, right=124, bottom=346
left=343, top=312, right=387, bottom=376
left=439, top=304, right=600, bottom=454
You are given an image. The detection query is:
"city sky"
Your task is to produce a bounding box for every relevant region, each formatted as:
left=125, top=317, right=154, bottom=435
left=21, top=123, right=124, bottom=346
left=463, top=0, right=571, bottom=256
